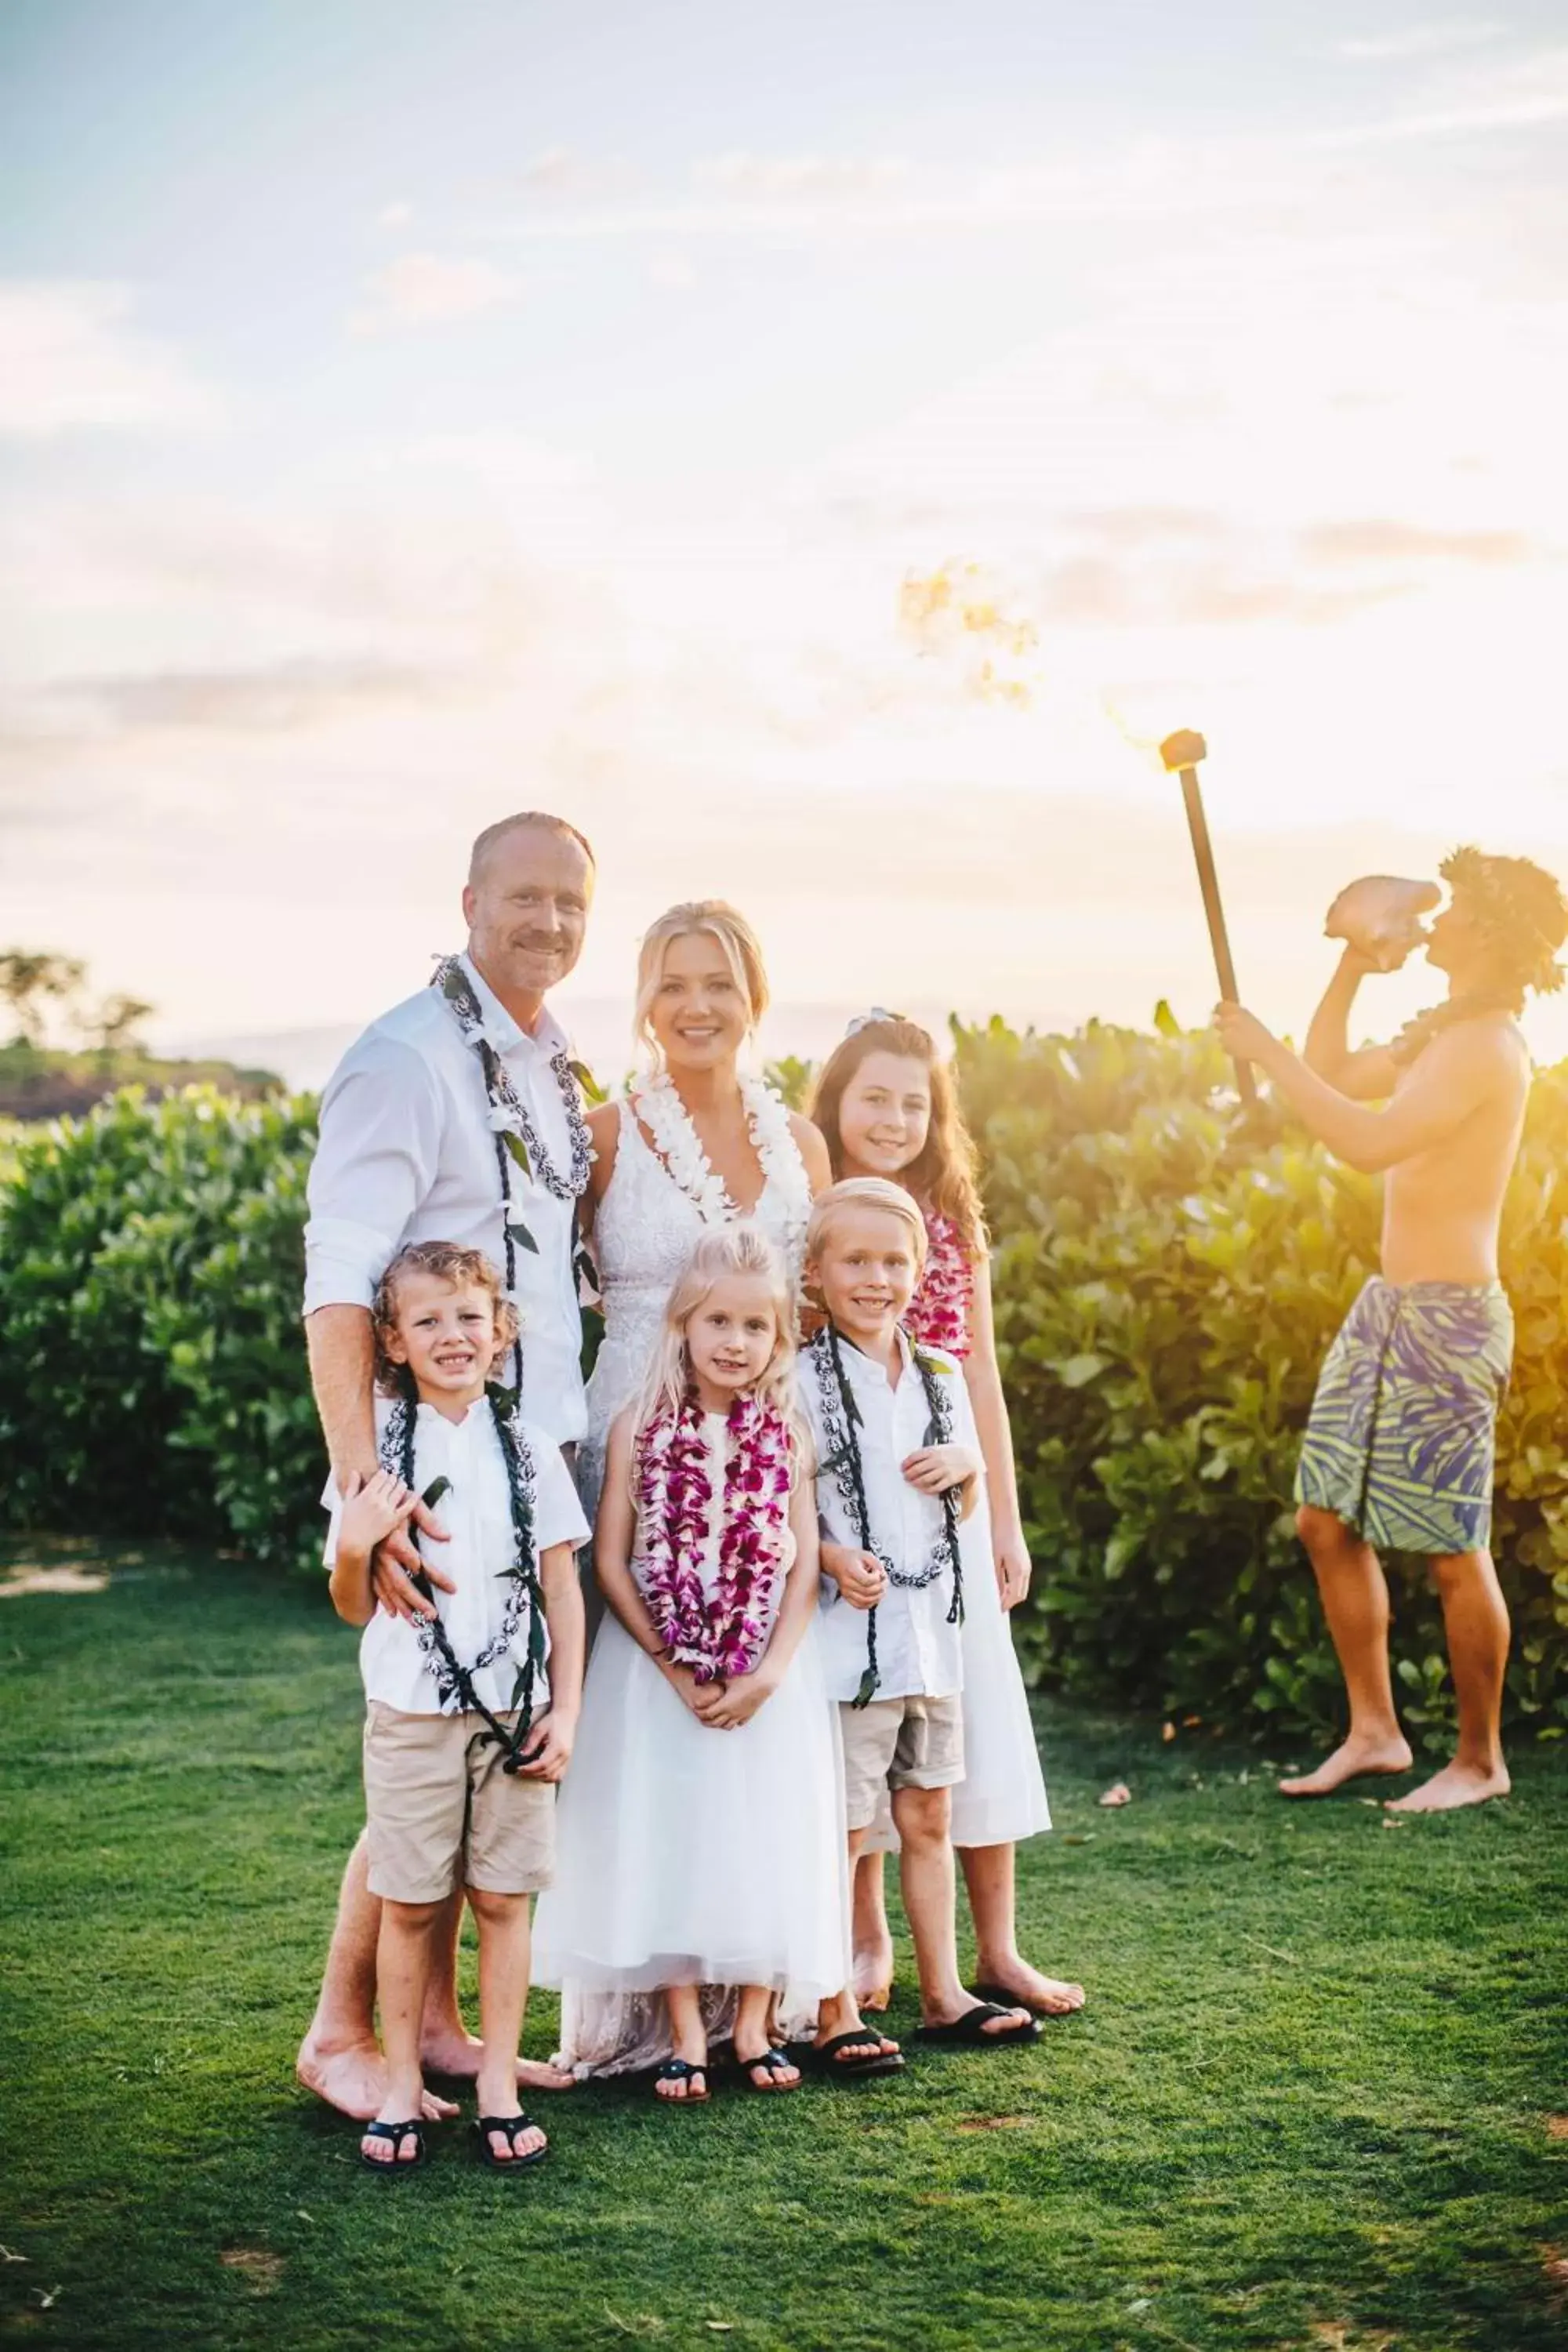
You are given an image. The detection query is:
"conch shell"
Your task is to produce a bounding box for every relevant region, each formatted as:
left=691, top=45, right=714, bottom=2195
left=1324, top=875, right=1441, bottom=971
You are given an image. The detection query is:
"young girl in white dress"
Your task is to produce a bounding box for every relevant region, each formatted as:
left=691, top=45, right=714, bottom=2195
left=533, top=1223, right=894, bottom=2100
left=811, top=1014, right=1087, bottom=2021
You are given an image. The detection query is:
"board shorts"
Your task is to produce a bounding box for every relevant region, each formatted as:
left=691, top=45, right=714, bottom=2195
left=1294, top=1277, right=1513, bottom=1555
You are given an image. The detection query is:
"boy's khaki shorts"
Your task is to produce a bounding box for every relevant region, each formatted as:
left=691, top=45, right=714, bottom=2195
left=363, top=1702, right=556, bottom=1904
left=839, top=1693, right=965, bottom=1833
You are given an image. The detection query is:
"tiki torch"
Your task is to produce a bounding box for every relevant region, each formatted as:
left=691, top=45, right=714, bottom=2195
left=1159, top=729, right=1256, bottom=1106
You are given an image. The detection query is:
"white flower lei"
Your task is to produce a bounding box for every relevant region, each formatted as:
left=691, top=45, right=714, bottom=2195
left=636, top=1070, right=810, bottom=1266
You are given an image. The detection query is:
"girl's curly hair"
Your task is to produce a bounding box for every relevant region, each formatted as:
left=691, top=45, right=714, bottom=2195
left=371, top=1240, right=518, bottom=1396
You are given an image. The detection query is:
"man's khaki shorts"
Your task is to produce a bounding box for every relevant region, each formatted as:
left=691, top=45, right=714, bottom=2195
left=363, top=1703, right=556, bottom=1904
left=839, top=1693, right=965, bottom=1833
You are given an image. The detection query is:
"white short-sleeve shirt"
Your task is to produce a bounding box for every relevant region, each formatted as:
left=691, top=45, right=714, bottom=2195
left=303, top=953, right=587, bottom=1446
left=323, top=1393, right=590, bottom=1715
left=800, top=1330, right=981, bottom=1704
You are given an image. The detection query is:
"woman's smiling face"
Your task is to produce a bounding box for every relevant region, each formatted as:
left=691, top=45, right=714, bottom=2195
left=648, top=929, right=752, bottom=1073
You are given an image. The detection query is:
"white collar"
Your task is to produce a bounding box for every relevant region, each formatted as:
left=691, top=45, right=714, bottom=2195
left=837, top=1326, right=911, bottom=1395
left=459, top=951, right=568, bottom=1062
left=415, top=1395, right=489, bottom=1436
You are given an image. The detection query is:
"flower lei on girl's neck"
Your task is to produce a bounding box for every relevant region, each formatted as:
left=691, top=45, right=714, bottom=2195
left=808, top=1323, right=964, bottom=1708
left=379, top=1379, right=546, bottom=1772
left=904, top=1209, right=975, bottom=1359
left=633, top=1387, right=795, bottom=1682
left=433, top=956, right=601, bottom=1356
left=637, top=1070, right=810, bottom=1271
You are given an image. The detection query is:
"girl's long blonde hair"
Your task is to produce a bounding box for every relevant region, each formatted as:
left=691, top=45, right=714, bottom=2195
left=633, top=899, right=771, bottom=1061
left=808, top=1015, right=986, bottom=1256
left=629, top=1222, right=808, bottom=1479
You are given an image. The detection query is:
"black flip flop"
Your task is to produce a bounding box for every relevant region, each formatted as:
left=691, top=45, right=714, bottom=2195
left=735, top=2046, right=800, bottom=2093
left=810, top=2030, right=906, bottom=2080
left=653, top=2058, right=710, bottom=2104
left=970, top=1978, right=1084, bottom=2019
left=915, top=2002, right=1040, bottom=2047
left=359, top=2118, right=426, bottom=2173
left=474, top=2113, right=548, bottom=2171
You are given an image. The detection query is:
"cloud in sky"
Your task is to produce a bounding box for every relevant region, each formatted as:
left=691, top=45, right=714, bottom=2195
left=7, top=657, right=457, bottom=746
left=0, top=281, right=220, bottom=437
left=1318, top=38, right=1568, bottom=143
left=692, top=151, right=909, bottom=199
left=1336, top=21, right=1507, bottom=64
left=1300, top=518, right=1539, bottom=566
left=350, top=251, right=524, bottom=333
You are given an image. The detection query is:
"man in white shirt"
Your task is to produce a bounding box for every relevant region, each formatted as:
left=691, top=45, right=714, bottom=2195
left=297, top=809, right=596, bottom=2121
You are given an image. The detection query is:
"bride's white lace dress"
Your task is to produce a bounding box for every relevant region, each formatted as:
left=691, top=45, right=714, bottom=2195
left=575, top=1091, right=812, bottom=1529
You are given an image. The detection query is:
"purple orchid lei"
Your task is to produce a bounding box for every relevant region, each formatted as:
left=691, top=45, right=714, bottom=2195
left=633, top=1388, right=795, bottom=1682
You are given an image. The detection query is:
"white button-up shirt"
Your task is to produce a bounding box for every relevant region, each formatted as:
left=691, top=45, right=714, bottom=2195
left=303, top=953, right=587, bottom=1445
left=323, top=1395, right=589, bottom=1715
left=801, top=1331, right=983, bottom=1704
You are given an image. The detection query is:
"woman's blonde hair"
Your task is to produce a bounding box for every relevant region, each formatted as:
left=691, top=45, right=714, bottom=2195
left=633, top=899, right=771, bottom=1059
left=371, top=1240, right=518, bottom=1396
left=630, top=1222, right=808, bottom=1475
left=805, top=1176, right=930, bottom=1272
left=809, top=1015, right=986, bottom=1255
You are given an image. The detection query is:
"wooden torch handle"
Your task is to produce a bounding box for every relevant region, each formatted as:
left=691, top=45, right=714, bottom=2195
left=1178, top=766, right=1257, bottom=1106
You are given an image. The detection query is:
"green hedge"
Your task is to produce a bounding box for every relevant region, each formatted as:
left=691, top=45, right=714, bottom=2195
left=0, top=1088, right=321, bottom=1566
left=3, top=1028, right=1566, bottom=1746
left=956, top=1011, right=1568, bottom=1745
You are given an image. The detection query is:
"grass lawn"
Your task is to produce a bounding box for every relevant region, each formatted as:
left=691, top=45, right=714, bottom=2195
left=2, top=1542, right=1565, bottom=2352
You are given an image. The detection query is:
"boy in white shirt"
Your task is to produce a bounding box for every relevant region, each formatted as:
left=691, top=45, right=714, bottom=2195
left=327, top=1240, right=588, bottom=2172
left=802, top=1181, right=1039, bottom=2049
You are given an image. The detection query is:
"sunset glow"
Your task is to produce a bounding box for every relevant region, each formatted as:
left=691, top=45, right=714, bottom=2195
left=4, top=3, right=1567, bottom=1076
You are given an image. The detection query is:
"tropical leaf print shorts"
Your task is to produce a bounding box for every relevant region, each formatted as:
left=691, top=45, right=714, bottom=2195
left=1294, top=1278, right=1514, bottom=1555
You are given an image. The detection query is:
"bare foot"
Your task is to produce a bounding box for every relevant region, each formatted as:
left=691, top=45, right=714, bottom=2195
left=1277, top=1733, right=1413, bottom=1798
left=1385, top=1758, right=1510, bottom=1813
left=297, top=2034, right=456, bottom=2122
left=420, top=2027, right=575, bottom=2095
left=973, top=1959, right=1086, bottom=2016
left=851, top=1940, right=895, bottom=2013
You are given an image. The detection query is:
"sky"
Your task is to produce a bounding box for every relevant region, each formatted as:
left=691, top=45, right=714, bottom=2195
left=4, top=0, right=1568, bottom=1078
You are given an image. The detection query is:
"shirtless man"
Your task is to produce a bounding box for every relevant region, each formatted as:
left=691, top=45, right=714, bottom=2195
left=1215, top=847, right=1568, bottom=1814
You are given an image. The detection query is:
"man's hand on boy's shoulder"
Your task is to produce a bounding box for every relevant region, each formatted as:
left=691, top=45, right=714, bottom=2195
left=515, top=1708, right=576, bottom=1782
left=901, top=1442, right=982, bottom=1497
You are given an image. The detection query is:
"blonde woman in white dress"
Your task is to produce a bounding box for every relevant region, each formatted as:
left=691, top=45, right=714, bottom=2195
left=575, top=900, right=829, bottom=1530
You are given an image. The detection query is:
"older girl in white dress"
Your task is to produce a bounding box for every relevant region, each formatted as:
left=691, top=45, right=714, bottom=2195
left=534, top=1225, right=894, bottom=2098
left=811, top=1014, right=1087, bottom=2022
left=575, top=900, right=827, bottom=1533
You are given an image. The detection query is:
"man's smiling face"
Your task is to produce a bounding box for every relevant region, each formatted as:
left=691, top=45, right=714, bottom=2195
left=463, top=822, right=594, bottom=1008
